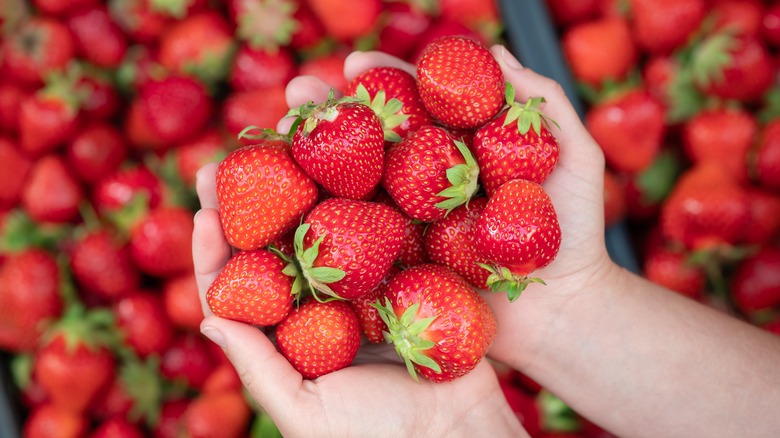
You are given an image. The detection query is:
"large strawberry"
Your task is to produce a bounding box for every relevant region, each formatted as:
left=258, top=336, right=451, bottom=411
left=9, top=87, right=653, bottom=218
left=288, top=93, right=385, bottom=200
left=382, top=125, right=480, bottom=222
left=473, top=84, right=560, bottom=196
left=474, top=179, right=562, bottom=301
left=374, top=263, right=497, bottom=382
left=216, top=140, right=318, bottom=251
left=207, top=249, right=294, bottom=326
left=416, top=36, right=504, bottom=129
left=275, top=298, right=361, bottom=379
left=424, top=196, right=492, bottom=290
left=292, top=198, right=405, bottom=300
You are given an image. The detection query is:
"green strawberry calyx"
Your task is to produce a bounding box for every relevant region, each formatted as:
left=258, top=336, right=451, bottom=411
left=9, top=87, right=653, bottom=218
left=287, top=222, right=347, bottom=302
left=285, top=89, right=362, bottom=137
left=477, top=263, right=546, bottom=302
left=354, top=83, right=410, bottom=142
left=237, top=126, right=291, bottom=143
left=373, top=298, right=441, bottom=382
left=434, top=139, right=480, bottom=213
left=690, top=30, right=737, bottom=89
left=503, top=83, right=558, bottom=135
left=237, top=0, right=300, bottom=51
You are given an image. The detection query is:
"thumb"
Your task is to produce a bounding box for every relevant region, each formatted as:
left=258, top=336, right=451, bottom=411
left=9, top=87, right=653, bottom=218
left=200, top=316, right=302, bottom=419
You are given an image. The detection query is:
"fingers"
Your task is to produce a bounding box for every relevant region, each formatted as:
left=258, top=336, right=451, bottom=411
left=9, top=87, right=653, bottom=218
left=200, top=315, right=302, bottom=420
left=192, top=208, right=231, bottom=317
left=277, top=75, right=339, bottom=134
left=343, top=51, right=416, bottom=80
left=195, top=163, right=219, bottom=210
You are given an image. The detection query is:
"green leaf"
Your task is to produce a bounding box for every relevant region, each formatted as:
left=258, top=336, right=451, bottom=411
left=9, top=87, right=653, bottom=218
left=504, top=81, right=516, bottom=105
left=410, top=350, right=441, bottom=373
left=307, top=266, right=346, bottom=283
left=399, top=303, right=420, bottom=327
left=407, top=315, right=437, bottom=336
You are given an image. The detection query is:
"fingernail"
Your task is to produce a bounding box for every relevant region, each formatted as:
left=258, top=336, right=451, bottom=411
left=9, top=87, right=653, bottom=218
left=193, top=209, right=202, bottom=224
left=201, top=325, right=226, bottom=348
left=500, top=46, right=524, bottom=70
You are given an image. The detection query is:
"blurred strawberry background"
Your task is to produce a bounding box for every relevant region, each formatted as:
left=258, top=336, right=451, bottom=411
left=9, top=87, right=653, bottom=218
left=0, top=0, right=779, bottom=437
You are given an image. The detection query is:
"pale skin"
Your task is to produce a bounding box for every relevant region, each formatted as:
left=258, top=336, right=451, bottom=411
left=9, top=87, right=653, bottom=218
left=193, top=46, right=780, bottom=438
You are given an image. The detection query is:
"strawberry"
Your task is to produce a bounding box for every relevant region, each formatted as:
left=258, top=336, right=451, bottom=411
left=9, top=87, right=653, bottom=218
left=222, top=86, right=289, bottom=140
left=108, top=0, right=208, bottom=44
left=1, top=17, right=75, bottom=86
left=377, top=1, right=433, bottom=60
left=22, top=404, right=88, bottom=438
left=90, top=417, right=145, bottom=438
left=0, top=81, right=30, bottom=135
left=628, top=0, right=706, bottom=55
left=424, top=196, right=492, bottom=290
left=0, top=137, right=32, bottom=210
left=372, top=190, right=429, bottom=268
left=660, top=163, right=750, bottom=251
left=21, top=155, right=83, bottom=224
left=603, top=169, right=626, bottom=228
left=163, top=272, right=204, bottom=331
left=34, top=306, right=118, bottom=414
left=752, top=120, right=780, bottom=192
left=416, top=36, right=505, bottom=129
left=382, top=125, right=480, bottom=221
left=160, top=332, right=215, bottom=389
left=763, top=4, right=780, bottom=47
left=288, top=94, right=385, bottom=200
left=201, top=362, right=242, bottom=395
left=585, top=88, right=666, bottom=174
left=32, top=0, right=97, bottom=16
left=230, top=0, right=300, bottom=51
left=546, top=0, right=600, bottom=26
left=711, top=0, right=763, bottom=37
left=743, top=188, right=780, bottom=245
left=622, top=151, right=681, bottom=221
left=643, top=244, right=705, bottom=299
left=288, top=1, right=326, bottom=50
left=173, top=129, right=227, bottom=186
left=306, top=0, right=382, bottom=42
left=473, top=84, right=560, bottom=196
left=228, top=44, right=298, bottom=91
left=216, top=140, right=318, bottom=251
left=298, top=51, right=349, bottom=94
left=92, top=164, right=163, bottom=215
left=77, top=71, right=123, bottom=121
left=66, top=122, right=128, bottom=186
left=207, top=249, right=295, bottom=326
left=474, top=179, right=562, bottom=301
left=69, top=228, right=140, bottom=302
left=181, top=390, right=252, bottom=438
left=137, top=75, right=213, bottom=147
left=19, top=72, right=83, bottom=158
left=129, top=206, right=194, bottom=278
left=346, top=67, right=433, bottom=142
left=294, top=198, right=405, bottom=300
left=114, top=291, right=175, bottom=357
left=275, top=298, right=361, bottom=379
left=67, top=5, right=128, bottom=68
left=348, top=265, right=400, bottom=343
left=562, top=16, right=637, bottom=88
left=731, top=246, right=780, bottom=313
left=410, top=19, right=487, bottom=64
left=439, top=0, right=500, bottom=36
left=682, top=107, right=757, bottom=183
left=158, top=11, right=237, bottom=86
left=0, top=249, right=64, bottom=352
left=375, top=263, right=496, bottom=382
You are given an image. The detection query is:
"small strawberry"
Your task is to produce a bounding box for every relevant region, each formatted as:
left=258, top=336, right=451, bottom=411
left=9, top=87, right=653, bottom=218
left=222, top=86, right=289, bottom=140
left=77, top=71, right=123, bottom=121
left=474, top=179, right=562, bottom=301
left=629, top=0, right=706, bottom=55
left=348, top=265, right=400, bottom=343
left=293, top=198, right=405, bottom=300
left=275, top=298, right=361, bottom=379
left=288, top=93, right=385, bottom=200
left=416, top=36, right=504, bottom=129
left=207, top=249, right=295, bottom=326
left=731, top=246, right=780, bottom=313
left=22, top=404, right=88, bottom=438
left=306, top=0, right=382, bottom=42
left=374, top=263, right=497, bottom=382
left=160, top=332, right=215, bottom=389
left=19, top=71, right=83, bottom=157
left=752, top=119, right=780, bottom=192
left=382, top=125, right=480, bottom=221
left=743, top=188, right=780, bottom=245
left=228, top=44, right=298, bottom=91
left=163, top=272, right=204, bottom=331
left=181, top=390, right=252, bottom=438
left=114, top=291, right=175, bottom=357
left=562, top=16, right=638, bottom=87
left=643, top=244, right=705, bottom=299
left=1, top=17, right=75, bottom=86
left=473, top=84, right=560, bottom=196
left=129, top=206, right=194, bottom=278
left=377, top=1, right=433, bottom=60
left=92, top=164, right=163, bottom=215
left=69, top=228, right=140, bottom=302
left=346, top=67, right=433, bottom=142
left=0, top=82, right=29, bottom=134
left=0, top=137, right=32, bottom=210
left=424, top=197, right=492, bottom=290
left=66, top=122, right=128, bottom=185
left=216, top=140, right=318, bottom=251
left=137, top=75, right=213, bottom=147
left=173, top=129, right=227, bottom=187
left=21, top=155, right=83, bottom=224
left=67, top=5, right=129, bottom=68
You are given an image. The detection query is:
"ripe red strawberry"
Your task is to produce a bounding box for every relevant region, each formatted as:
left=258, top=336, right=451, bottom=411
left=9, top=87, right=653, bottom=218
left=629, top=0, right=706, bottom=55
left=585, top=88, right=666, bottom=174
left=158, top=11, right=236, bottom=86
left=181, top=390, right=252, bottom=438
left=424, top=197, right=492, bottom=290
left=174, top=129, right=227, bottom=186
left=66, top=122, right=128, bottom=185
left=229, top=0, right=300, bottom=51
left=217, top=141, right=318, bottom=251
left=306, top=0, right=382, bottom=42
left=108, top=0, right=208, bottom=44
left=682, top=107, right=757, bottom=183
left=77, top=72, right=122, bottom=121
left=298, top=51, right=349, bottom=93
left=346, top=67, right=433, bottom=142
left=90, top=417, right=145, bottom=438
left=0, top=249, right=63, bottom=352
left=763, top=4, right=780, bottom=47
left=67, top=5, right=128, bottom=68
left=201, top=362, right=242, bottom=395
left=622, top=151, right=681, bottom=221
left=372, top=190, right=429, bottom=268
left=19, top=76, right=82, bottom=158
left=753, top=120, right=780, bottom=192
left=643, top=244, right=705, bottom=299
left=546, top=0, right=600, bottom=26
left=409, top=19, right=487, bottom=64
left=160, top=332, right=215, bottom=389
left=222, top=85, right=289, bottom=140
left=70, top=228, right=140, bottom=302
left=743, top=188, right=780, bottom=245
left=207, top=249, right=294, bottom=326
left=153, top=399, right=190, bottom=438
left=32, top=0, right=97, bottom=16
left=163, top=272, right=204, bottom=331
left=288, top=94, right=385, bottom=200
left=377, top=1, right=433, bottom=60
left=562, top=16, right=638, bottom=87
left=1, top=17, right=75, bottom=86
left=603, top=169, right=626, bottom=228
left=383, top=125, right=480, bottom=221
left=92, top=164, right=163, bottom=214
left=375, top=263, right=497, bottom=382
left=660, top=163, right=750, bottom=251
left=0, top=137, right=32, bottom=210
left=499, top=381, right=542, bottom=437
left=275, top=298, right=361, bottom=379
left=731, top=247, right=780, bottom=312
left=473, top=85, right=560, bottom=196
left=229, top=44, right=298, bottom=91
left=295, top=198, right=405, bottom=300
left=348, top=265, right=400, bottom=343
left=22, top=404, right=88, bottom=438
left=474, top=179, right=562, bottom=301
left=439, top=0, right=499, bottom=33
left=416, top=36, right=504, bottom=129
left=0, top=82, right=29, bottom=134
left=21, top=155, right=83, bottom=224
left=34, top=306, right=118, bottom=414
left=137, top=75, right=213, bottom=147
left=129, top=206, right=194, bottom=278
left=711, top=0, right=763, bottom=36
left=114, top=291, right=175, bottom=357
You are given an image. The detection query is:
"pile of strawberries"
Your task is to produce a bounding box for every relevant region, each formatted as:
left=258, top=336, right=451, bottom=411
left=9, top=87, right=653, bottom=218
left=550, top=0, right=780, bottom=331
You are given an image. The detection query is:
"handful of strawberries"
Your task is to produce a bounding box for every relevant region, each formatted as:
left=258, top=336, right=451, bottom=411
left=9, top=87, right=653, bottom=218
left=208, top=36, right=563, bottom=382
